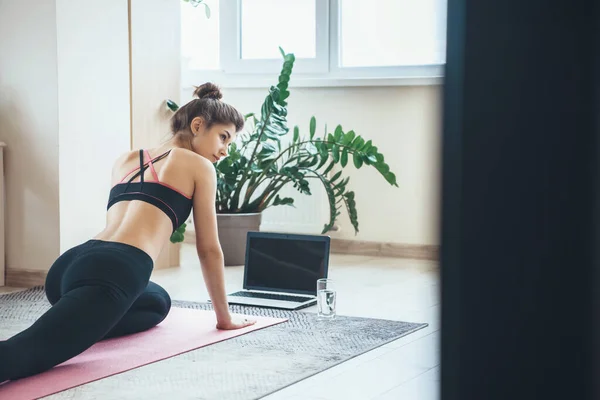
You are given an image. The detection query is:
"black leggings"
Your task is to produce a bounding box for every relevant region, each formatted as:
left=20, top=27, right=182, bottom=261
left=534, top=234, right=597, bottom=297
left=0, top=239, right=171, bottom=383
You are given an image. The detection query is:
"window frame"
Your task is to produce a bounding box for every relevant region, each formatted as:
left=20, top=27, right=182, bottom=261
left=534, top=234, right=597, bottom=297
left=219, top=0, right=330, bottom=74
left=182, top=0, right=446, bottom=88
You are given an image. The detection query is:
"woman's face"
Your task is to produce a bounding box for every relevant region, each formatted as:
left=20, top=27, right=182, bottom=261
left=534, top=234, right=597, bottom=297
left=189, top=117, right=237, bottom=163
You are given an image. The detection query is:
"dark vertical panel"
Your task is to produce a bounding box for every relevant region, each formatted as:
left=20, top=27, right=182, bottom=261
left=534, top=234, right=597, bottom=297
left=440, top=1, right=600, bottom=399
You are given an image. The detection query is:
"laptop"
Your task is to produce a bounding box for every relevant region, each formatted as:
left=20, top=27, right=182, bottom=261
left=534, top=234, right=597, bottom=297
left=224, top=231, right=331, bottom=310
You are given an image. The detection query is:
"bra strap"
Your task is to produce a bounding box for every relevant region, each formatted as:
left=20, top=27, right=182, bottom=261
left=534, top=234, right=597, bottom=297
left=144, top=149, right=160, bottom=182
left=138, top=149, right=145, bottom=183
left=120, top=149, right=173, bottom=184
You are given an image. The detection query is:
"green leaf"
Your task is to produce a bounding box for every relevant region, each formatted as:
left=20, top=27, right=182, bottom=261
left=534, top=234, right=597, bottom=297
left=203, top=2, right=211, bottom=18
left=352, top=136, right=365, bottom=149
left=292, top=178, right=311, bottom=195
left=334, top=125, right=343, bottom=141
left=309, top=116, right=316, bottom=139
left=353, top=152, right=363, bottom=168
left=273, top=195, right=295, bottom=206
left=313, top=139, right=323, bottom=152
left=293, top=126, right=299, bottom=142
left=330, top=170, right=342, bottom=182
left=169, top=231, right=184, bottom=244
left=342, top=130, right=356, bottom=145
left=310, top=172, right=340, bottom=235
left=216, top=161, right=234, bottom=174
left=361, top=139, right=373, bottom=152
left=260, top=141, right=277, bottom=153
left=343, top=191, right=359, bottom=233
left=364, top=154, right=377, bottom=164
left=327, top=133, right=335, bottom=147
left=166, top=99, right=179, bottom=112
left=334, top=176, right=350, bottom=191
left=264, top=122, right=287, bottom=136
left=323, top=161, right=336, bottom=175
left=385, top=172, right=398, bottom=186
left=332, top=144, right=340, bottom=163
left=316, top=145, right=329, bottom=169
left=317, top=140, right=329, bottom=156
left=306, top=155, right=319, bottom=168
left=340, top=148, right=349, bottom=167
left=174, top=222, right=187, bottom=234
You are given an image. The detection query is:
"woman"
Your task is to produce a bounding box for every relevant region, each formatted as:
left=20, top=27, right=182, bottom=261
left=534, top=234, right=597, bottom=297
left=0, top=83, right=255, bottom=383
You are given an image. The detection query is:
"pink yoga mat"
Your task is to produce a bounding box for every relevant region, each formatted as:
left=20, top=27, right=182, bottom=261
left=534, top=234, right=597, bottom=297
left=0, top=308, right=287, bottom=400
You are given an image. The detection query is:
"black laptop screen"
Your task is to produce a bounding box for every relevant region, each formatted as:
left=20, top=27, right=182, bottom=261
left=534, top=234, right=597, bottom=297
left=244, top=234, right=329, bottom=296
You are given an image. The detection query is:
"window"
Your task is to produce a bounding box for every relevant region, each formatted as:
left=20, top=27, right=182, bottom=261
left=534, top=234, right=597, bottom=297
left=240, top=0, right=316, bottom=60
left=181, top=0, right=446, bottom=87
left=181, top=0, right=220, bottom=70
left=339, top=0, right=446, bottom=67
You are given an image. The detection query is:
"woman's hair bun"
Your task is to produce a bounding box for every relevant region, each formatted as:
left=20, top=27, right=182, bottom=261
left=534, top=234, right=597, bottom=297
left=193, top=82, right=223, bottom=100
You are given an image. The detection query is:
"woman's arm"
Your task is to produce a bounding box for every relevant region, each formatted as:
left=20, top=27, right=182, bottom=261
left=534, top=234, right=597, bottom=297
left=191, top=157, right=255, bottom=330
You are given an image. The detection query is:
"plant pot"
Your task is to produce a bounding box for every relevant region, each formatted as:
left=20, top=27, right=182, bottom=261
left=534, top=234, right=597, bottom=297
left=217, top=212, right=262, bottom=266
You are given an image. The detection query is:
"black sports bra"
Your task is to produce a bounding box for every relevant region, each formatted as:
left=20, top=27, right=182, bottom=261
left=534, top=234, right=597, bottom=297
left=107, top=149, right=193, bottom=232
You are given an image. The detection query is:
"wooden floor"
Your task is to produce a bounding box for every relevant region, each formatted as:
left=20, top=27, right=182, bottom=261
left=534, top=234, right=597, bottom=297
left=1, top=243, right=440, bottom=400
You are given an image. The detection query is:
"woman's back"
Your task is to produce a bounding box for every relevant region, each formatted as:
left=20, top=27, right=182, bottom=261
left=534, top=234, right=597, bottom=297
left=94, top=147, right=198, bottom=261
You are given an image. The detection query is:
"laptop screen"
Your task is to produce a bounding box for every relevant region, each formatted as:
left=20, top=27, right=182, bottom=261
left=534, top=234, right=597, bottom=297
left=244, top=232, right=330, bottom=296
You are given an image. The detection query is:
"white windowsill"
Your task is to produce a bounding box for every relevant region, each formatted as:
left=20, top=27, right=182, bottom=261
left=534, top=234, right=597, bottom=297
left=181, top=67, right=445, bottom=89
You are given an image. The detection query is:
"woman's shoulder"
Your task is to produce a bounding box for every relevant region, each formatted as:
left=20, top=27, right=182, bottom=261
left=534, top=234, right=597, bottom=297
left=168, top=148, right=214, bottom=171
left=167, top=149, right=216, bottom=193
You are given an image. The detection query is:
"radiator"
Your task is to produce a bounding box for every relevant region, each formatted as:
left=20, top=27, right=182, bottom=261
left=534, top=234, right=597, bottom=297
left=260, top=182, right=329, bottom=234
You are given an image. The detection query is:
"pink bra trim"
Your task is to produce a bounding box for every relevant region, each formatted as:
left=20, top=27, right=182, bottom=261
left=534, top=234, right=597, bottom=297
left=119, top=150, right=171, bottom=184
left=144, top=149, right=159, bottom=182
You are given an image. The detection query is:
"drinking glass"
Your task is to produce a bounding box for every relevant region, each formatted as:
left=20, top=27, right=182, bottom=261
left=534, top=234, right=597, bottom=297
left=317, top=278, right=336, bottom=319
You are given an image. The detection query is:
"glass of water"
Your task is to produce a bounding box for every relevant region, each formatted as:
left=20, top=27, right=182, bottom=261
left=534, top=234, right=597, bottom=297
left=317, top=278, right=336, bottom=319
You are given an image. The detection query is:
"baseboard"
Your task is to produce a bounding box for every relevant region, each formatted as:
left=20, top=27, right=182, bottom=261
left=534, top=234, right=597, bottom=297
left=184, top=227, right=438, bottom=261
left=6, top=268, right=47, bottom=288
left=330, top=239, right=439, bottom=261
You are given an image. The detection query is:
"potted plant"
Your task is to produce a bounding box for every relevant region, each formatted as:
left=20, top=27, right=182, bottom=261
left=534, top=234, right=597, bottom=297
left=167, top=48, right=398, bottom=265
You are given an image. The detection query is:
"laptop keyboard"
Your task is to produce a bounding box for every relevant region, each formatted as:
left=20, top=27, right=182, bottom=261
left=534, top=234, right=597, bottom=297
left=229, top=291, right=314, bottom=303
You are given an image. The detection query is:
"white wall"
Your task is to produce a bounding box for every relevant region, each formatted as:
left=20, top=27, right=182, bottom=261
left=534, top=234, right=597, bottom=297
left=0, top=1, right=131, bottom=276
left=130, top=0, right=181, bottom=151
left=181, top=84, right=442, bottom=246
left=56, top=0, right=131, bottom=252
left=0, top=1, right=61, bottom=271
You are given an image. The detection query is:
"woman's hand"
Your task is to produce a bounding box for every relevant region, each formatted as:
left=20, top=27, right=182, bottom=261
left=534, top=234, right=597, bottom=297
left=216, top=315, right=257, bottom=330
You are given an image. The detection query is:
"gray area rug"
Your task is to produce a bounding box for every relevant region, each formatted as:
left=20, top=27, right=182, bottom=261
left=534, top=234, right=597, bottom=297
left=0, top=287, right=427, bottom=400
